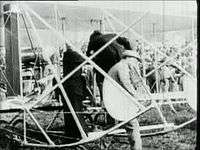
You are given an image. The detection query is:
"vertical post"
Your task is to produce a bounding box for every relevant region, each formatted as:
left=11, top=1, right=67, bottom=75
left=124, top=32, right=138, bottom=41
left=53, top=3, right=61, bottom=80
left=4, top=3, right=22, bottom=96
left=61, top=17, right=65, bottom=36
left=162, top=0, right=165, bottom=44
left=141, top=20, right=146, bottom=79
left=93, top=72, right=96, bottom=101
left=152, top=23, right=159, bottom=93
left=23, top=109, right=27, bottom=143
left=152, top=23, right=155, bottom=38
left=0, top=1, right=5, bottom=53
left=161, top=0, right=165, bottom=93
left=99, top=19, right=103, bottom=32
left=18, top=6, right=23, bottom=97
left=61, top=16, right=66, bottom=50
left=0, top=1, right=6, bottom=109
left=191, top=18, right=194, bottom=41
left=155, top=49, right=159, bottom=93
left=0, top=1, right=5, bottom=81
left=54, top=3, right=58, bottom=45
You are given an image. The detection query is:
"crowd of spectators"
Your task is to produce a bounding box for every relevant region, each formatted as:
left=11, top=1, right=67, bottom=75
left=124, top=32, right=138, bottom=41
left=79, top=38, right=196, bottom=95
left=134, top=40, right=196, bottom=93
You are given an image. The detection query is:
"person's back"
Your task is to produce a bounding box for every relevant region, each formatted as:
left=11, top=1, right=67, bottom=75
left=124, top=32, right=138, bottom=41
left=108, top=60, right=125, bottom=85
left=63, top=48, right=85, bottom=96
left=62, top=47, right=88, bottom=141
left=107, top=50, right=142, bottom=150
left=87, top=31, right=131, bottom=84
left=146, top=65, right=156, bottom=93
left=87, top=31, right=133, bottom=126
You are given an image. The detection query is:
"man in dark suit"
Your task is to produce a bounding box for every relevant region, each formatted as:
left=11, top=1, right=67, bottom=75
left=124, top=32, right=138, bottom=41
left=62, top=44, right=88, bottom=140
left=87, top=30, right=132, bottom=126
left=87, top=30, right=132, bottom=100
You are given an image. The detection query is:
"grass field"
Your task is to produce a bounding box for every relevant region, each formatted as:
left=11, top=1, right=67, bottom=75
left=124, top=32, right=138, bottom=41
left=0, top=103, right=196, bottom=150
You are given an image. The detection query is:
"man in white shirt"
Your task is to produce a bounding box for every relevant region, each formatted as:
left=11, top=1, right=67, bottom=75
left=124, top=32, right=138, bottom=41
left=108, top=50, right=143, bottom=150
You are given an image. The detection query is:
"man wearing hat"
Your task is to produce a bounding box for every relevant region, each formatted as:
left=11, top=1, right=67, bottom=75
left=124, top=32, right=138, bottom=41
left=107, top=50, right=143, bottom=150
left=87, top=30, right=132, bottom=101
left=87, top=30, right=133, bottom=126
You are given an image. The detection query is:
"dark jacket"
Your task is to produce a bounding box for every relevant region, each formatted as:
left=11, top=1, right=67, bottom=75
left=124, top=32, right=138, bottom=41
left=87, top=33, right=129, bottom=83
left=63, top=48, right=85, bottom=96
left=62, top=48, right=89, bottom=140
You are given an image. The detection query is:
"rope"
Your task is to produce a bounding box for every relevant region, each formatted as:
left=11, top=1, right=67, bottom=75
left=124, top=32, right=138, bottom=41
left=19, top=6, right=42, bottom=93
left=21, top=13, right=34, bottom=51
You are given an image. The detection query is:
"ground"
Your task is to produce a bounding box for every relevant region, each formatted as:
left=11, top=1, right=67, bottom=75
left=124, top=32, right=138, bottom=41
left=0, top=103, right=196, bottom=150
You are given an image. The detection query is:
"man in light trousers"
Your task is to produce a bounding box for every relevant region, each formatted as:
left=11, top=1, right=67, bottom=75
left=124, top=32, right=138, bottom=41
left=108, top=50, right=143, bottom=150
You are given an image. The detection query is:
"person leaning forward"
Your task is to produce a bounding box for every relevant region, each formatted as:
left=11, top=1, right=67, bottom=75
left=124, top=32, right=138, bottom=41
left=87, top=30, right=132, bottom=100
left=108, top=50, right=143, bottom=150
left=62, top=44, right=89, bottom=141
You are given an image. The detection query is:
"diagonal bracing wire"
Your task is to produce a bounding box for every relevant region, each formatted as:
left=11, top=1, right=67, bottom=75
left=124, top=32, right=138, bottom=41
left=21, top=3, right=150, bottom=140
left=102, top=9, right=197, bottom=82
left=21, top=2, right=196, bottom=141
left=102, top=9, right=197, bottom=124
left=101, top=9, right=196, bottom=124
left=20, top=4, right=88, bottom=139
left=12, top=3, right=196, bottom=147
left=22, top=3, right=148, bottom=112
left=21, top=13, right=34, bottom=51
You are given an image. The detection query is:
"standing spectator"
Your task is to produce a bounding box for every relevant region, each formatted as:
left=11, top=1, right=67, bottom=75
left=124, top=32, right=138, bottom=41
left=50, top=52, right=61, bottom=101
left=108, top=50, right=143, bottom=150
left=87, top=30, right=133, bottom=126
left=81, top=64, right=96, bottom=106
left=145, top=63, right=156, bottom=93
left=162, top=64, right=172, bottom=92
left=87, top=30, right=132, bottom=101
left=173, top=68, right=184, bottom=92
left=62, top=44, right=88, bottom=140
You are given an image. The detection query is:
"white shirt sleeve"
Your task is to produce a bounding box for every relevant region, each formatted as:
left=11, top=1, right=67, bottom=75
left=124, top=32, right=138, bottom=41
left=117, top=64, right=138, bottom=98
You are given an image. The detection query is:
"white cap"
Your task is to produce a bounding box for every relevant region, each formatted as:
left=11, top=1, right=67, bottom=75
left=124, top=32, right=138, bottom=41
left=122, top=50, right=141, bottom=60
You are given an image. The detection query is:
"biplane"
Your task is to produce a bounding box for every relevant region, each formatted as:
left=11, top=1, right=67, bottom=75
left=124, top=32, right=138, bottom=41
left=0, top=1, right=197, bottom=149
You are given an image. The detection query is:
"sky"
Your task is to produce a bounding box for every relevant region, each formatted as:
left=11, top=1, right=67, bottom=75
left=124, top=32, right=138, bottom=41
left=17, top=1, right=197, bottom=49
left=26, top=1, right=197, bottom=18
